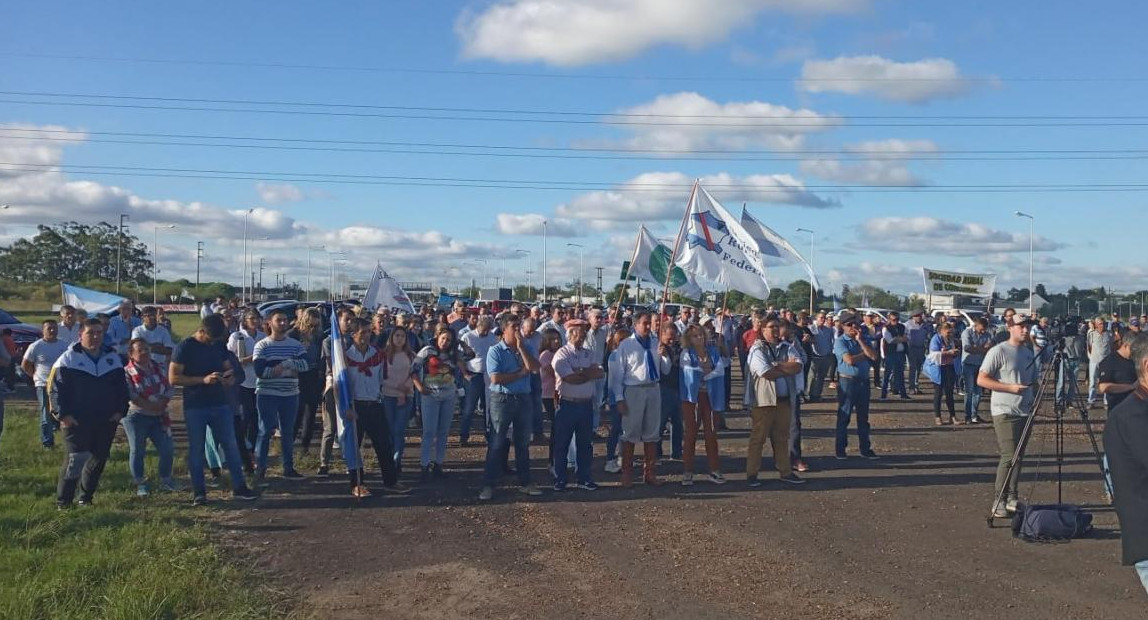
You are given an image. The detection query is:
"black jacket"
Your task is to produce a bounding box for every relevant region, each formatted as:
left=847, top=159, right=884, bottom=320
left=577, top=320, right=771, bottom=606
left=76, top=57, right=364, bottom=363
left=1103, top=385, right=1148, bottom=565
left=48, top=343, right=130, bottom=423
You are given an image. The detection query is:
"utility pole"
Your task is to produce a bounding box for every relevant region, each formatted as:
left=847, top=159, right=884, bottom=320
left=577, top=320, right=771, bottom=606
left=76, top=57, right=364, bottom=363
left=116, top=214, right=130, bottom=294
left=258, top=258, right=266, bottom=301
left=595, top=267, right=604, bottom=305
left=195, top=241, right=204, bottom=291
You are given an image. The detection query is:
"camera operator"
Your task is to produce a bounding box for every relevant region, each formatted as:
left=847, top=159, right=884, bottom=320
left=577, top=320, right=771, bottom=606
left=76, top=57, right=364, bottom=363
left=1057, top=319, right=1088, bottom=404
left=977, top=315, right=1038, bottom=518
left=1103, top=332, right=1148, bottom=595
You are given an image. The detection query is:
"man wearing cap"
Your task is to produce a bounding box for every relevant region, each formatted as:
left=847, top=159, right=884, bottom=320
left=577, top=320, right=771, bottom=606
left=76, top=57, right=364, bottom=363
left=978, top=315, right=1038, bottom=518
left=550, top=318, right=603, bottom=491
left=880, top=311, right=911, bottom=400
left=904, top=311, right=929, bottom=394
left=833, top=313, right=880, bottom=460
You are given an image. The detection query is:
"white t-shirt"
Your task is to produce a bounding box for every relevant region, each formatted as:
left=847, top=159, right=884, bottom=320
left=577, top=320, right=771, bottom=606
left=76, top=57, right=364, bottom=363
left=23, top=338, right=70, bottom=386
left=227, top=329, right=265, bottom=390
left=131, top=325, right=176, bottom=364
left=56, top=323, right=81, bottom=344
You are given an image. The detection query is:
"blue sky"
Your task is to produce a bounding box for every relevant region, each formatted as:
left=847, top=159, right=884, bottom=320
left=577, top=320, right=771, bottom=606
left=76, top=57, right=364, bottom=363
left=2, top=1, right=1146, bottom=298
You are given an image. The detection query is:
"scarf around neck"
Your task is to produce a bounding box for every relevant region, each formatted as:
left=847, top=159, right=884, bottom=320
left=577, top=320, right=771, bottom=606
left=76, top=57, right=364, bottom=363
left=636, top=333, right=659, bottom=381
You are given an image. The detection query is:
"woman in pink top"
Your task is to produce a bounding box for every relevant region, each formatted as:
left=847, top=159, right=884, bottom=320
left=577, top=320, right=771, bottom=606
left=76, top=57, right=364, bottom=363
left=381, top=329, right=416, bottom=475
left=538, top=328, right=562, bottom=470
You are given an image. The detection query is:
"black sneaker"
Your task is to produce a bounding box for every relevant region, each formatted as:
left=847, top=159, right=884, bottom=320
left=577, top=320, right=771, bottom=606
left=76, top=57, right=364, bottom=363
left=381, top=482, right=411, bottom=495
left=553, top=481, right=568, bottom=492
left=192, top=495, right=209, bottom=506
left=282, top=469, right=305, bottom=480
left=780, top=473, right=806, bottom=485
left=835, top=453, right=848, bottom=461
left=746, top=476, right=762, bottom=488
left=860, top=451, right=880, bottom=460
left=420, top=466, right=432, bottom=481
left=232, top=487, right=259, bottom=501
left=315, top=465, right=330, bottom=477
left=56, top=502, right=71, bottom=511
left=77, top=499, right=93, bottom=507
left=431, top=463, right=447, bottom=479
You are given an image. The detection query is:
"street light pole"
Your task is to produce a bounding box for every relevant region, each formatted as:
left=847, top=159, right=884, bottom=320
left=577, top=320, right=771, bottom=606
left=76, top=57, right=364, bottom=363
left=153, top=224, right=175, bottom=304
left=567, top=243, right=584, bottom=306
left=116, top=213, right=130, bottom=294
left=195, top=241, right=204, bottom=292
left=796, top=228, right=815, bottom=314
left=306, top=244, right=326, bottom=301
left=1015, top=211, right=1035, bottom=314
left=241, top=208, right=254, bottom=303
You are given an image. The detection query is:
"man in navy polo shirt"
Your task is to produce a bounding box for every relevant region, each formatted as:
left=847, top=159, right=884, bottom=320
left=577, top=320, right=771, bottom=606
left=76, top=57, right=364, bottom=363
left=479, top=313, right=541, bottom=501
left=833, top=313, right=880, bottom=460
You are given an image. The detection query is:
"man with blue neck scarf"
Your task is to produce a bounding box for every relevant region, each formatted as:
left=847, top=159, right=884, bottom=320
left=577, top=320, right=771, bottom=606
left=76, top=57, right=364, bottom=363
left=608, top=311, right=670, bottom=487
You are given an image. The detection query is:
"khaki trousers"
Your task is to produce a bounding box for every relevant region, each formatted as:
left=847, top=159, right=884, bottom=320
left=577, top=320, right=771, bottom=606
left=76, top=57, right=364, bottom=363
left=747, top=405, right=792, bottom=478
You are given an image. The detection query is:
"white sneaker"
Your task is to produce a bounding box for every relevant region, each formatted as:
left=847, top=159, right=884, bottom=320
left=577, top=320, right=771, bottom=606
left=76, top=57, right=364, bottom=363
left=478, top=486, right=494, bottom=501
left=1006, top=499, right=1019, bottom=513
left=992, top=502, right=1009, bottom=518
left=605, top=458, right=621, bottom=474
left=681, top=472, right=694, bottom=486
left=708, top=472, right=727, bottom=485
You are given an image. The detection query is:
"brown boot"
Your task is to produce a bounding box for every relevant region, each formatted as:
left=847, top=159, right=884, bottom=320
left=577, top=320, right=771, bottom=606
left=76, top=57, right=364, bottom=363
left=621, top=442, right=635, bottom=488
left=643, top=442, right=662, bottom=486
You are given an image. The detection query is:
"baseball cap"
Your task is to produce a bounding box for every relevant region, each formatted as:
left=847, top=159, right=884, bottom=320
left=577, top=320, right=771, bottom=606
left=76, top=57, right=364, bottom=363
left=565, top=318, right=588, bottom=329
left=1012, top=314, right=1037, bottom=327
left=838, top=311, right=860, bottom=326
left=1132, top=318, right=1141, bottom=327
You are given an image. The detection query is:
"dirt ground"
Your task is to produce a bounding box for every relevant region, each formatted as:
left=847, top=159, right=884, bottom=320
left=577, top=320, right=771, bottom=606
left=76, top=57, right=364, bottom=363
left=202, top=367, right=1144, bottom=620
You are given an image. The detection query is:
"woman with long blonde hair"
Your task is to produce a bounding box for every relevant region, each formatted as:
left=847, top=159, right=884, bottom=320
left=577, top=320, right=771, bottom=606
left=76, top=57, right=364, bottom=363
left=289, top=307, right=325, bottom=450
left=679, top=324, right=726, bottom=485
left=382, top=327, right=416, bottom=474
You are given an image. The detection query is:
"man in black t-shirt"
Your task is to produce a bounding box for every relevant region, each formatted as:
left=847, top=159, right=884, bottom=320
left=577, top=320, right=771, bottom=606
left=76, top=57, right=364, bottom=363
left=1099, top=339, right=1138, bottom=412
left=170, top=314, right=258, bottom=505
left=1103, top=332, right=1148, bottom=595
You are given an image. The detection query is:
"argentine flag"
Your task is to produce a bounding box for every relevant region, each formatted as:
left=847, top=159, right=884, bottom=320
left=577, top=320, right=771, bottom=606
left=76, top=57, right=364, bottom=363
left=330, top=304, right=361, bottom=471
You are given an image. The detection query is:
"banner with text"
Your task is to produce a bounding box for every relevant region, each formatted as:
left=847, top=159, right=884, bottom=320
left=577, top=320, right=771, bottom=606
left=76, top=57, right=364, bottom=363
left=921, top=268, right=997, bottom=297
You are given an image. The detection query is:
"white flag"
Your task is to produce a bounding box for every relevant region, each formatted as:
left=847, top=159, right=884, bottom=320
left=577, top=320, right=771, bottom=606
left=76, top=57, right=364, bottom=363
left=180, top=288, right=195, bottom=300
left=363, top=265, right=415, bottom=314
left=625, top=226, right=703, bottom=300
left=674, top=184, right=770, bottom=299
left=740, top=207, right=819, bottom=290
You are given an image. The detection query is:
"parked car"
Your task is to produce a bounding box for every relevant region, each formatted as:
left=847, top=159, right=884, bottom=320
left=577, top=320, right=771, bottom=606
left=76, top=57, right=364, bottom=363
left=0, top=307, right=45, bottom=383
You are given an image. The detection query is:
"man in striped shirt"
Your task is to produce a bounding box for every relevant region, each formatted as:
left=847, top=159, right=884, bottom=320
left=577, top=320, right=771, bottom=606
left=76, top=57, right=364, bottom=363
left=253, top=309, right=310, bottom=484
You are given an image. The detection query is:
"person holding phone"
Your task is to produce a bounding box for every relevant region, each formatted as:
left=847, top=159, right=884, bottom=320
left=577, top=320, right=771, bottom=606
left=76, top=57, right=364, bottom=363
left=252, top=308, right=311, bottom=485
left=170, top=314, right=258, bottom=505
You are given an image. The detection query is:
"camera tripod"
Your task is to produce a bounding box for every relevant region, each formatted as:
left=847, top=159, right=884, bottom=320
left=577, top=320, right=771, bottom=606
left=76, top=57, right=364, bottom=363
left=985, top=345, right=1112, bottom=527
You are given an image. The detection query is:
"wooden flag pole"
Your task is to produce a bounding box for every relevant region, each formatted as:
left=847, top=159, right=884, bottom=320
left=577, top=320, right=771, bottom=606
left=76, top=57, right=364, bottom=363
left=660, top=180, right=699, bottom=317
left=612, top=227, right=644, bottom=324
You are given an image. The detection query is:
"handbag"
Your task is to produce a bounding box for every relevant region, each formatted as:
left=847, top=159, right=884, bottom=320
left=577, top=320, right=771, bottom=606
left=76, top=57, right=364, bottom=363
left=753, top=375, right=778, bottom=407
left=1011, top=503, right=1093, bottom=542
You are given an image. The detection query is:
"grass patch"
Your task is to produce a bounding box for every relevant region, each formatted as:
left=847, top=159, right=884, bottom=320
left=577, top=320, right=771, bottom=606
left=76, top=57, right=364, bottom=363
left=0, top=405, right=303, bottom=620
left=14, top=313, right=204, bottom=341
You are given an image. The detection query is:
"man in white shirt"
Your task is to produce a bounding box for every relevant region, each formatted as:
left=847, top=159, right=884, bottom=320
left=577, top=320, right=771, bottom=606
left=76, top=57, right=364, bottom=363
left=131, top=307, right=176, bottom=367
left=551, top=318, right=604, bottom=491
left=608, top=311, right=670, bottom=487
left=22, top=320, right=70, bottom=448
left=56, top=305, right=81, bottom=344
left=460, top=315, right=498, bottom=446
left=538, top=306, right=568, bottom=345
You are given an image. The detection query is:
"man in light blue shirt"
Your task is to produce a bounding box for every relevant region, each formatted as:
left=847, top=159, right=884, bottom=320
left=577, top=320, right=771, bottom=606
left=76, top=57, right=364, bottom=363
left=106, top=301, right=141, bottom=359
left=833, top=313, right=879, bottom=460
left=806, top=312, right=836, bottom=402
left=480, top=314, right=540, bottom=501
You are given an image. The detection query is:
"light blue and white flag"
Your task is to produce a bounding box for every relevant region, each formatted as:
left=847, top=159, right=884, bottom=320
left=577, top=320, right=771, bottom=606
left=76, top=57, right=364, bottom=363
left=739, top=207, right=820, bottom=290
left=363, top=265, right=415, bottom=314
left=330, top=304, right=361, bottom=471
left=61, top=283, right=128, bottom=315
left=674, top=184, right=771, bottom=300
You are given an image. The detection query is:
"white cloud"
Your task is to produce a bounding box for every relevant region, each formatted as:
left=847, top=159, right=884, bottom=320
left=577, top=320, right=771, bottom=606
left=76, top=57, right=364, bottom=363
left=0, top=123, right=87, bottom=178
left=799, top=55, right=974, bottom=103
left=553, top=170, right=838, bottom=223
left=855, top=217, right=1065, bottom=256
left=457, top=0, right=867, bottom=66
left=800, top=139, right=938, bottom=186
left=256, top=182, right=305, bottom=204
left=588, top=91, right=840, bottom=153
left=495, top=214, right=582, bottom=237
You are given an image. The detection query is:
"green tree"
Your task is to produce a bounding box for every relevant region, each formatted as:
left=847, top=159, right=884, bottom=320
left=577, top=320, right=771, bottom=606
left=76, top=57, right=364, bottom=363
left=0, top=221, right=152, bottom=285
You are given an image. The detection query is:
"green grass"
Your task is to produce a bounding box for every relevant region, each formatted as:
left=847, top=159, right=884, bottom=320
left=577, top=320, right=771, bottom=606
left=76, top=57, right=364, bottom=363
left=0, top=405, right=304, bottom=620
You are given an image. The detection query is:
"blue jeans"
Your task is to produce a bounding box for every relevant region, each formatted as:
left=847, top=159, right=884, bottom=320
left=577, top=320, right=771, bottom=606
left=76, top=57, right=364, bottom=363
left=658, top=385, right=683, bottom=459
left=789, top=395, right=804, bottom=461
left=255, top=393, right=299, bottom=472
left=962, top=362, right=983, bottom=421
left=1056, top=358, right=1080, bottom=405
left=908, top=346, right=926, bottom=391
left=1088, top=360, right=1104, bottom=405
left=460, top=374, right=486, bottom=443
left=553, top=399, right=594, bottom=485
left=530, top=373, right=544, bottom=438
left=36, top=386, right=59, bottom=446
left=185, top=405, right=246, bottom=495
left=835, top=376, right=872, bottom=456
left=484, top=392, right=533, bottom=486
left=420, top=391, right=456, bottom=466
left=881, top=352, right=907, bottom=398
left=121, top=412, right=174, bottom=484
left=383, top=395, right=415, bottom=470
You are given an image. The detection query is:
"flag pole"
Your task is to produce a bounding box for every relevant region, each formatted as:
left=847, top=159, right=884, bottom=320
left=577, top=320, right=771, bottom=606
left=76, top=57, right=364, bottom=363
left=660, top=180, right=699, bottom=316
left=612, top=227, right=644, bottom=324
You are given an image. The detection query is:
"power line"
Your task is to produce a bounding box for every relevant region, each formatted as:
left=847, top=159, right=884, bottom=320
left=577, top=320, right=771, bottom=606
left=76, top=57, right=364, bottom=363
left=6, top=94, right=1148, bottom=128
left=8, top=161, right=1148, bottom=193
left=6, top=130, right=1148, bottom=163
left=4, top=51, right=1127, bottom=83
